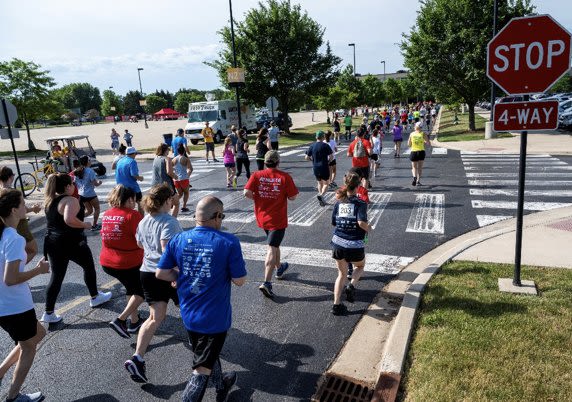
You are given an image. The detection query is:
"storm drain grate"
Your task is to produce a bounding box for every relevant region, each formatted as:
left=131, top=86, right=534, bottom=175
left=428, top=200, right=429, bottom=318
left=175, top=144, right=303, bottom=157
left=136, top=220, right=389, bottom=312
left=312, top=373, right=374, bottom=402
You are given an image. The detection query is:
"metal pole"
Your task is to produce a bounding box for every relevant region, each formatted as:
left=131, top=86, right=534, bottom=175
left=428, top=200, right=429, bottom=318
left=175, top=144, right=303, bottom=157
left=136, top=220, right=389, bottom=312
left=514, top=94, right=529, bottom=286
left=489, top=0, right=498, bottom=120
left=348, top=43, right=356, bottom=76
left=137, top=68, right=149, bottom=129
left=229, top=0, right=242, bottom=129
left=381, top=61, right=386, bottom=81
left=1, top=99, right=25, bottom=196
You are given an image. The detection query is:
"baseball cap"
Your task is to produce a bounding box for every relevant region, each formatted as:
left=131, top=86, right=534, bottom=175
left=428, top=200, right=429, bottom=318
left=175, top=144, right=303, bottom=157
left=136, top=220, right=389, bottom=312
left=415, top=121, right=422, bottom=129
left=315, top=130, right=325, bottom=139
left=264, top=150, right=280, bottom=165
left=126, top=146, right=138, bottom=155
left=177, top=128, right=184, bottom=134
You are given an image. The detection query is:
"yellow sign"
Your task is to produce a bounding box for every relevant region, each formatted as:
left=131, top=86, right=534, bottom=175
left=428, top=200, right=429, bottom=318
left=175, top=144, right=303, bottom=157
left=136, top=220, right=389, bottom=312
left=139, top=100, right=147, bottom=106
left=227, top=68, right=246, bottom=83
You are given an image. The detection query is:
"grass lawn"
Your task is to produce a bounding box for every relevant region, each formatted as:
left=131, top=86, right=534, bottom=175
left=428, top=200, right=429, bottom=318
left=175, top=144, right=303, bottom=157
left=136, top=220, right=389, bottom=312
left=437, top=110, right=513, bottom=142
left=399, top=261, right=572, bottom=402
left=0, top=149, right=47, bottom=159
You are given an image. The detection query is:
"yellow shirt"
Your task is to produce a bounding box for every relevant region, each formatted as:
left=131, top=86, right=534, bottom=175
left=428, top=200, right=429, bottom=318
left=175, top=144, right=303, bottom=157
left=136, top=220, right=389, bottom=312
left=201, top=127, right=214, bottom=143
left=410, top=131, right=425, bottom=152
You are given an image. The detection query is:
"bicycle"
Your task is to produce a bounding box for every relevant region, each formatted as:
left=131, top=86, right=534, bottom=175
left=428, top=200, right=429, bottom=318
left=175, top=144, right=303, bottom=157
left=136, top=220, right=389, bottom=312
left=14, top=157, right=63, bottom=197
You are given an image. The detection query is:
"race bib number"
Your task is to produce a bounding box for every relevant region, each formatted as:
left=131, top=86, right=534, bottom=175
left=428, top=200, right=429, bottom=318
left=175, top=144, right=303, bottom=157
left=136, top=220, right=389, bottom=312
left=338, top=203, right=354, bottom=218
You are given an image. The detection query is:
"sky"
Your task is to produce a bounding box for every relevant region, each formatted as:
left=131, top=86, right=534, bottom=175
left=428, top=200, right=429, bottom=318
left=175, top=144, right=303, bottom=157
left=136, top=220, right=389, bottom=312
left=2, top=0, right=571, bottom=97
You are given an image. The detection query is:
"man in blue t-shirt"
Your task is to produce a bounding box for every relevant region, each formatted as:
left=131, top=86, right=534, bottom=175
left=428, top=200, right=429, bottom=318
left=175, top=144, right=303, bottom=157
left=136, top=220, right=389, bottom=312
left=171, top=128, right=189, bottom=156
left=115, top=147, right=144, bottom=214
left=157, top=196, right=247, bottom=402
left=305, top=131, right=333, bottom=207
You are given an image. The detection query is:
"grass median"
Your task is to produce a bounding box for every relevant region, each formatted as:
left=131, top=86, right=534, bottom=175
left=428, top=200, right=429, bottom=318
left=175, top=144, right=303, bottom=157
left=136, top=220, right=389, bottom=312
left=399, top=260, right=572, bottom=401
left=437, top=110, right=513, bottom=142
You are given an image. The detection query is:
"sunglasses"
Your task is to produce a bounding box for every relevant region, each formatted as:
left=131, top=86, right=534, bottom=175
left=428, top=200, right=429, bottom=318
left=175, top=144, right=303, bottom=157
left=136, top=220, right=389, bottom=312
left=193, top=212, right=225, bottom=221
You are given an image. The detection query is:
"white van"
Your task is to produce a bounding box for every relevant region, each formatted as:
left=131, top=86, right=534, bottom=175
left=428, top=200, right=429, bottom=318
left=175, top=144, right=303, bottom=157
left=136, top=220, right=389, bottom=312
left=184, top=100, right=257, bottom=144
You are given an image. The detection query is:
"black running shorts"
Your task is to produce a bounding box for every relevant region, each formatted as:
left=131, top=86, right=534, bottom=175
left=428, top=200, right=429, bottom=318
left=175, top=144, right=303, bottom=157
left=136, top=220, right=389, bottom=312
left=140, top=271, right=179, bottom=306
left=102, top=266, right=144, bottom=297
left=353, top=166, right=370, bottom=180
left=264, top=229, right=286, bottom=247
left=332, top=247, right=365, bottom=263
left=0, top=309, right=38, bottom=343
left=314, top=167, right=330, bottom=182
left=410, top=151, right=426, bottom=162
left=187, top=330, right=227, bottom=370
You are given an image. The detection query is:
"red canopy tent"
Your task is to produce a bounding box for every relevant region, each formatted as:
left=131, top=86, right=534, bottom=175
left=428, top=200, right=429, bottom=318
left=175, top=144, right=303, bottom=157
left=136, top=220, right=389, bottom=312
left=153, top=108, right=182, bottom=120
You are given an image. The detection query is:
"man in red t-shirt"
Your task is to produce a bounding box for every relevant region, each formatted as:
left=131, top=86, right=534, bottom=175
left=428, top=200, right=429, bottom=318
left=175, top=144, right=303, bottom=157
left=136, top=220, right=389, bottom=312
left=347, top=129, right=373, bottom=189
left=244, top=150, right=299, bottom=298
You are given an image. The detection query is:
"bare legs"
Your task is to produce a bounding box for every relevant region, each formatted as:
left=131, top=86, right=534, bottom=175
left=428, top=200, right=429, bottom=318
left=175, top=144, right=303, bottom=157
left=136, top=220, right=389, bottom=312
left=134, top=302, right=167, bottom=358
left=264, top=246, right=280, bottom=282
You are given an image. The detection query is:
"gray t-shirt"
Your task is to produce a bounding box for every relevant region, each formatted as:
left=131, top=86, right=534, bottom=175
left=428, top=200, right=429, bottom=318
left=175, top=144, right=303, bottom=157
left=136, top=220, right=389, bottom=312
left=268, top=127, right=279, bottom=142
left=136, top=213, right=182, bottom=273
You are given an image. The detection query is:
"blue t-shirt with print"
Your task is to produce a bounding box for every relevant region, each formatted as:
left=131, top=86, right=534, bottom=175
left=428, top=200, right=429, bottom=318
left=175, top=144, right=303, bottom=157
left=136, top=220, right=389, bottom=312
left=171, top=136, right=187, bottom=154
left=158, top=226, right=247, bottom=334
left=115, top=157, right=141, bottom=193
left=331, top=195, right=368, bottom=248
left=74, top=167, right=97, bottom=197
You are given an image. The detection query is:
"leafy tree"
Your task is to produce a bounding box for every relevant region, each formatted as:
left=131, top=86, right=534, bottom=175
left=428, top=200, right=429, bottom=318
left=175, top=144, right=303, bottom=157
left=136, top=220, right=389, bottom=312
left=314, top=86, right=358, bottom=118
left=401, top=0, right=534, bottom=130
left=337, top=65, right=364, bottom=103
left=361, top=75, right=385, bottom=107
left=144, top=94, right=168, bottom=114
left=174, top=92, right=204, bottom=114
left=210, top=88, right=233, bottom=101
left=123, top=90, right=143, bottom=116
left=101, top=89, right=124, bottom=116
left=549, top=74, right=572, bottom=94
left=53, top=82, right=102, bottom=113
left=62, top=111, right=79, bottom=122
left=153, top=90, right=174, bottom=108
left=399, top=76, right=418, bottom=104
left=383, top=78, right=403, bottom=106
left=0, top=58, right=58, bottom=150
left=85, top=109, right=99, bottom=122
left=209, top=0, right=341, bottom=132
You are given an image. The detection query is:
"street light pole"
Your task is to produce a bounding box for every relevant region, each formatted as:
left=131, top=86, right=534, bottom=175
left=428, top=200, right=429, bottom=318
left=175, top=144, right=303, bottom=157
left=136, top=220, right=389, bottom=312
left=489, top=0, right=498, bottom=121
left=348, top=43, right=356, bottom=76
left=380, top=60, right=386, bottom=81
left=137, top=67, right=149, bottom=129
left=229, top=0, right=242, bottom=129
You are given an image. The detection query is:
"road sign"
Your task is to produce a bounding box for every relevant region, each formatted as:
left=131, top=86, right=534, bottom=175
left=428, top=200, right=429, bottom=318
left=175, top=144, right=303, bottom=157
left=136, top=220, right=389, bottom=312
left=0, top=99, right=17, bottom=126
left=493, top=100, right=559, bottom=131
left=487, top=14, right=572, bottom=95
left=266, top=96, right=278, bottom=112
left=227, top=67, right=245, bottom=83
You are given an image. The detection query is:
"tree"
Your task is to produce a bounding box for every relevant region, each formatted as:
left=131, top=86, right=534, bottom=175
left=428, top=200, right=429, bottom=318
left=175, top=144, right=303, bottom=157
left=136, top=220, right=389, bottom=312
left=62, top=111, right=79, bottom=123
left=336, top=65, right=364, bottom=104
left=174, top=92, right=204, bottom=114
left=153, top=90, right=174, bottom=108
left=101, top=89, right=124, bottom=117
left=123, top=90, right=143, bottom=116
left=361, top=75, right=385, bottom=107
left=401, top=0, right=534, bottom=130
left=0, top=58, right=58, bottom=150
left=399, top=76, right=418, bottom=104
left=549, top=74, right=572, bottom=94
left=313, top=86, right=358, bottom=118
left=85, top=109, right=99, bottom=122
left=209, top=0, right=341, bottom=132
left=383, top=78, right=403, bottom=106
left=53, top=82, right=102, bottom=113
left=144, top=94, right=168, bottom=114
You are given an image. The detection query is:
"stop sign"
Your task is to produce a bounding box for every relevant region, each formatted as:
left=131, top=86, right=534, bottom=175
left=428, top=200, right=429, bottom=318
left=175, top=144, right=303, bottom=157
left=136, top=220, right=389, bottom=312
left=487, top=14, right=572, bottom=95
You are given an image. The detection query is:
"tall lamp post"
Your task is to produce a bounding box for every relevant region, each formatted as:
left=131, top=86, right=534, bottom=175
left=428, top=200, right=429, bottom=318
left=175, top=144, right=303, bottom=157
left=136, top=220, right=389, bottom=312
left=380, top=60, right=386, bottom=82
left=348, top=43, right=356, bottom=76
left=137, top=67, right=149, bottom=129
left=228, top=0, right=242, bottom=129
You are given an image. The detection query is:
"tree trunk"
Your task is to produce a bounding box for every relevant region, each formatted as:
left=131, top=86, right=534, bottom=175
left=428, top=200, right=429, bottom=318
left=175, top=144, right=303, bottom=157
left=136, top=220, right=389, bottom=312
left=468, top=102, right=476, bottom=131
left=22, top=112, right=36, bottom=151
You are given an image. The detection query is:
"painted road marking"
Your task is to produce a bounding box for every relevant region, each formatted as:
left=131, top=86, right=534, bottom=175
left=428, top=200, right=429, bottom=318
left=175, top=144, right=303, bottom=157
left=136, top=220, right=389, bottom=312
left=381, top=148, right=394, bottom=155
left=463, top=165, right=572, bottom=171
left=461, top=152, right=551, bottom=157
left=239, top=242, right=414, bottom=275
left=463, top=161, right=566, bottom=165
left=406, top=193, right=445, bottom=234
left=468, top=179, right=572, bottom=186
left=280, top=149, right=305, bottom=157
left=432, top=147, right=448, bottom=155
left=470, top=188, right=572, bottom=197
left=289, top=192, right=336, bottom=226
left=403, top=148, right=411, bottom=155
left=476, top=215, right=512, bottom=227
left=368, top=192, right=392, bottom=229
left=471, top=200, right=572, bottom=211
left=466, top=172, right=572, bottom=177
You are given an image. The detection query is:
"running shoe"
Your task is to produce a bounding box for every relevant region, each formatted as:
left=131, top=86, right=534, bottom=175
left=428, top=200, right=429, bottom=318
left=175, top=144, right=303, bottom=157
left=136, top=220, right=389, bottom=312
left=127, top=314, right=146, bottom=334
left=345, top=284, right=356, bottom=303
left=233, top=178, right=237, bottom=189
left=125, top=356, right=148, bottom=383
left=227, top=183, right=232, bottom=188
left=90, top=291, right=112, bottom=307
left=275, top=262, right=290, bottom=279
left=259, top=283, right=274, bottom=298
left=330, top=181, right=337, bottom=188
left=331, top=303, right=347, bottom=316
left=10, top=392, right=45, bottom=402
left=412, top=177, right=417, bottom=186
left=416, top=181, right=422, bottom=186
left=213, top=158, right=220, bottom=162
left=181, top=207, right=190, bottom=213
left=109, top=318, right=130, bottom=338
left=40, top=312, right=62, bottom=323
left=216, top=372, right=238, bottom=402
left=317, top=195, right=326, bottom=207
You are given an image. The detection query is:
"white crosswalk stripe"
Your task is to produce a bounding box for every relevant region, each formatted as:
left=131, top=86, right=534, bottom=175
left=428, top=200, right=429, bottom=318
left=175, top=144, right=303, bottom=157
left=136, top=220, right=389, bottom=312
left=432, top=147, right=448, bottom=155
left=471, top=200, right=572, bottom=211
left=368, top=192, right=392, bottom=229
left=406, top=193, right=445, bottom=234
left=466, top=172, right=572, bottom=177
left=476, top=215, right=512, bottom=226
left=470, top=189, right=572, bottom=197
left=289, top=193, right=336, bottom=226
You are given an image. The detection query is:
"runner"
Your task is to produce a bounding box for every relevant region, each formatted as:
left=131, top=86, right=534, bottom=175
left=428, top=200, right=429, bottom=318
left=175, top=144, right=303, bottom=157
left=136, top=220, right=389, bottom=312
left=41, top=173, right=112, bottom=324
left=73, top=155, right=103, bottom=231
left=116, top=147, right=144, bottom=215
left=332, top=116, right=341, bottom=143
left=171, top=128, right=190, bottom=157
left=369, top=129, right=382, bottom=178
left=228, top=125, right=239, bottom=152
left=255, top=129, right=270, bottom=171
left=151, top=143, right=179, bottom=217
left=201, top=122, right=218, bottom=163
left=124, top=184, right=183, bottom=383
left=244, top=151, right=299, bottom=298
left=222, top=137, right=237, bottom=188
left=330, top=172, right=372, bottom=315
left=347, top=129, right=373, bottom=189
left=112, top=144, right=127, bottom=170
left=305, top=131, right=333, bottom=207
left=268, top=121, right=280, bottom=150
left=408, top=122, right=431, bottom=186
left=325, top=131, right=338, bottom=188
left=343, top=113, right=352, bottom=142
left=235, top=129, right=251, bottom=185
left=0, top=189, right=49, bottom=402
left=100, top=185, right=145, bottom=339
left=173, top=143, right=193, bottom=213
left=393, top=120, right=404, bottom=158
left=156, top=196, right=247, bottom=402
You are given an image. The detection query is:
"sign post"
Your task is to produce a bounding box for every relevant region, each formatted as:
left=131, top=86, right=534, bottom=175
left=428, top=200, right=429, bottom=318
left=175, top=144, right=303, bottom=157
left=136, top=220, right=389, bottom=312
left=487, top=14, right=572, bottom=289
left=266, top=96, right=279, bottom=121
left=0, top=99, right=26, bottom=196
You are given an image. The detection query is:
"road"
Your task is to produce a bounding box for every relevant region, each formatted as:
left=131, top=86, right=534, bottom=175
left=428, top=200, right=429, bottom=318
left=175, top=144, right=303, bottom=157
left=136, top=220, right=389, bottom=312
left=2, top=129, right=572, bottom=401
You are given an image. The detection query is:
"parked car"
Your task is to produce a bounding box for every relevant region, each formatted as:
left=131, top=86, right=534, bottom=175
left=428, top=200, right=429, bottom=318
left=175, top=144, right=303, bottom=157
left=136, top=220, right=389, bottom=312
left=255, top=112, right=292, bottom=131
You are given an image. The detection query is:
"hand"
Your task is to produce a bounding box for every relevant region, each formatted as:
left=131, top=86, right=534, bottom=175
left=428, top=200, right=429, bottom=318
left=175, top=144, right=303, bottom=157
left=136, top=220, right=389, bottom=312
left=31, top=203, right=42, bottom=214
left=84, top=222, right=92, bottom=229
left=36, top=258, right=50, bottom=274
left=171, top=281, right=177, bottom=289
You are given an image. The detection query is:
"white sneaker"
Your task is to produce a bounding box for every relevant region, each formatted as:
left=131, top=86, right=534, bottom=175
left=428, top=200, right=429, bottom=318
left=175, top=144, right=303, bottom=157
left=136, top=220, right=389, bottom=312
left=40, top=312, right=62, bottom=323
left=12, top=391, right=45, bottom=402
left=90, top=291, right=112, bottom=307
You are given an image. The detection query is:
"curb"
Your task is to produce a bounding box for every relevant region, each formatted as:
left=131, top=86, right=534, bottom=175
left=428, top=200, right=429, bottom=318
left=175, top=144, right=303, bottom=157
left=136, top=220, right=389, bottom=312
left=370, top=205, right=572, bottom=401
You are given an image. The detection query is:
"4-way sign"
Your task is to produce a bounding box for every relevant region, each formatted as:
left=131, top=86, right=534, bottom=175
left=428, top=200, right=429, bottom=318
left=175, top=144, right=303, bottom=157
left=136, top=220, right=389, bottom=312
left=493, top=100, right=559, bottom=132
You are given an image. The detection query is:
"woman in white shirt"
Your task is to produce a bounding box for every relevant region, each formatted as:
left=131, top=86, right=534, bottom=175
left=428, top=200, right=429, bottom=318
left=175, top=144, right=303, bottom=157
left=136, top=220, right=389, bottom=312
left=325, top=131, right=338, bottom=187
left=369, top=128, right=383, bottom=178
left=0, top=189, right=50, bottom=402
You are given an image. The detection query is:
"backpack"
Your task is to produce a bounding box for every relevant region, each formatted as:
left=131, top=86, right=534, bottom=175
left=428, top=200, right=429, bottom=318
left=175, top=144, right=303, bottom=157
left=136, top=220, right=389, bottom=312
left=354, top=139, right=367, bottom=158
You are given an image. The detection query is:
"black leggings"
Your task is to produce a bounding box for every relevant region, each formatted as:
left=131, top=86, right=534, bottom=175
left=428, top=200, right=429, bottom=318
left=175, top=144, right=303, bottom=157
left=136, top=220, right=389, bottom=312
left=236, top=157, right=251, bottom=179
left=44, top=235, right=98, bottom=312
left=256, top=159, right=265, bottom=171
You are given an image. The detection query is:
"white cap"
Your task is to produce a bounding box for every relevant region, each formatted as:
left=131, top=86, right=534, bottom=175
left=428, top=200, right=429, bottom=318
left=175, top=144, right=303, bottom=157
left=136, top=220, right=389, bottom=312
left=126, top=146, right=137, bottom=155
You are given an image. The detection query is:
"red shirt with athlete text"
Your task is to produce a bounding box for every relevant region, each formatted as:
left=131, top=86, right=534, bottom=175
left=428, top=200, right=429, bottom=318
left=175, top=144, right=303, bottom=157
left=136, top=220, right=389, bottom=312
left=356, top=186, right=370, bottom=204
left=348, top=138, right=372, bottom=168
left=245, top=168, right=299, bottom=230
left=100, top=207, right=144, bottom=269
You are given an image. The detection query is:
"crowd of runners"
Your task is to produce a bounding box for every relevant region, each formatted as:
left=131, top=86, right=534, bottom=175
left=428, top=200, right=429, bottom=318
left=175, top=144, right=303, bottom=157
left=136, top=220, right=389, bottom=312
left=0, top=102, right=436, bottom=402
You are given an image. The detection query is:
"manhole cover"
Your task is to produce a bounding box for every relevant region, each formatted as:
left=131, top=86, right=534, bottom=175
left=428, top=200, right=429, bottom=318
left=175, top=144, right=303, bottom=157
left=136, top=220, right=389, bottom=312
left=312, top=373, right=374, bottom=402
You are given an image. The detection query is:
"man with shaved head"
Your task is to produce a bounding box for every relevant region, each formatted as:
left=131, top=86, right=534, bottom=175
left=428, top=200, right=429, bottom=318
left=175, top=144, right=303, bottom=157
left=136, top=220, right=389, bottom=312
left=157, top=196, right=247, bottom=402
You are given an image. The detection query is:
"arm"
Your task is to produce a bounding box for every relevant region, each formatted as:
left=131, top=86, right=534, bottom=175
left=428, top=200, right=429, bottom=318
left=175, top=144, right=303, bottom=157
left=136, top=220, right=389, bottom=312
left=408, top=136, right=413, bottom=147
left=156, top=266, right=179, bottom=282
left=62, top=197, right=92, bottom=229
left=111, top=159, right=118, bottom=170
left=424, top=133, right=432, bottom=146
left=26, top=203, right=41, bottom=214
left=232, top=276, right=246, bottom=286
left=288, top=194, right=298, bottom=201
left=358, top=220, right=372, bottom=233
left=244, top=189, right=254, bottom=200
left=166, top=157, right=177, bottom=180
left=4, top=257, right=50, bottom=286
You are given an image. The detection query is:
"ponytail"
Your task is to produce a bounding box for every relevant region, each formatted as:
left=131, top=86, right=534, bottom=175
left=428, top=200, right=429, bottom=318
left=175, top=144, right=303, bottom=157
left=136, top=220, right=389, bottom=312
left=0, top=189, right=23, bottom=240
left=336, top=172, right=360, bottom=201
left=45, top=173, right=72, bottom=209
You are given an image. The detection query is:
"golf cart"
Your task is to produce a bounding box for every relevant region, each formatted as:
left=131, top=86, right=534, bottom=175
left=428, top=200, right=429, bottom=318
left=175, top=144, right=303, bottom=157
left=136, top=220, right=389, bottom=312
left=45, top=135, right=107, bottom=176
